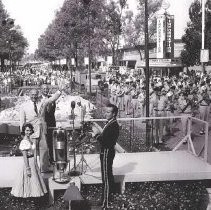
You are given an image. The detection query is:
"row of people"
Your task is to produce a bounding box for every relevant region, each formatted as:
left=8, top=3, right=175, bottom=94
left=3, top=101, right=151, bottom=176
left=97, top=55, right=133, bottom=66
left=108, top=72, right=211, bottom=143
left=0, top=67, right=71, bottom=94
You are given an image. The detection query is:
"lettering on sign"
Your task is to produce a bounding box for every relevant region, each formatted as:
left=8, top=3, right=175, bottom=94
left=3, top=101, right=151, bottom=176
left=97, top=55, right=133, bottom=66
left=157, top=15, right=164, bottom=58
left=165, top=15, right=174, bottom=58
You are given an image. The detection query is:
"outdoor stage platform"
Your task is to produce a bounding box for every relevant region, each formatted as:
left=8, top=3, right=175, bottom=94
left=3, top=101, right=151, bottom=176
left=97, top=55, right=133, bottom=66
left=1, top=151, right=211, bottom=193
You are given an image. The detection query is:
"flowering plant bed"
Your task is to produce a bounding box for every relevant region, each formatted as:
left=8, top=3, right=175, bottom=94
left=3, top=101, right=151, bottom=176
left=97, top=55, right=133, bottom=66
left=80, top=181, right=208, bottom=209
left=0, top=181, right=208, bottom=209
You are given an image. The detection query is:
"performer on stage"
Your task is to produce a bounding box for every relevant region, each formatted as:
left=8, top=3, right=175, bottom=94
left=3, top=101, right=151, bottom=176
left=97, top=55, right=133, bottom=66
left=41, top=84, right=56, bottom=164
left=11, top=123, right=47, bottom=198
left=91, top=103, right=119, bottom=209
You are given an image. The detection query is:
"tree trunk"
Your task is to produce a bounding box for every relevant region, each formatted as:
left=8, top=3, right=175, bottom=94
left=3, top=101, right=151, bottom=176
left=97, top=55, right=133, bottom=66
left=1, top=57, right=5, bottom=72
left=112, top=47, right=115, bottom=66
left=75, top=42, right=78, bottom=67
left=138, top=49, right=142, bottom=60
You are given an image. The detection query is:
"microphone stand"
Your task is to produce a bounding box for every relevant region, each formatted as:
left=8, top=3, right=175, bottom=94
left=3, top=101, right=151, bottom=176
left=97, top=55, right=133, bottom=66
left=78, top=108, right=91, bottom=174
left=69, top=102, right=81, bottom=176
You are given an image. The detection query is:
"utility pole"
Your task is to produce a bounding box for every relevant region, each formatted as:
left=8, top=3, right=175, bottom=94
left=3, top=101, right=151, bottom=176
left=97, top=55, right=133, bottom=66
left=82, top=0, right=92, bottom=94
left=88, top=13, right=91, bottom=94
left=201, top=0, right=205, bottom=73
left=144, top=0, right=150, bottom=149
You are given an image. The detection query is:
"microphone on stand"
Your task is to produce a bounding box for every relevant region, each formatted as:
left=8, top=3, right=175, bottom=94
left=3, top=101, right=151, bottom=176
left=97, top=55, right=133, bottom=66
left=69, top=100, right=81, bottom=176
left=70, top=101, right=76, bottom=120
left=71, top=101, right=76, bottom=110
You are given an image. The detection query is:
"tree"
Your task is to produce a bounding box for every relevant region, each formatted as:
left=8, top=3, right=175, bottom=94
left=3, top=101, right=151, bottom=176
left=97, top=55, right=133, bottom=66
left=103, top=0, right=128, bottom=65
left=123, top=0, right=162, bottom=60
left=36, top=0, right=108, bottom=67
left=181, top=0, right=211, bottom=67
left=0, top=0, right=28, bottom=71
left=9, top=27, right=28, bottom=66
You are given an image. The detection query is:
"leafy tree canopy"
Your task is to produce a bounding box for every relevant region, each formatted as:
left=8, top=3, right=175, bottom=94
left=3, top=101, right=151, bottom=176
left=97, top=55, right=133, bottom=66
left=181, top=0, right=211, bottom=66
left=0, top=0, right=28, bottom=70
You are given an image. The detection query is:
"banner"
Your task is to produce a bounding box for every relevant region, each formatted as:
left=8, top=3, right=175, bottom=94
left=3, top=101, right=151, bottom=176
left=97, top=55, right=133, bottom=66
left=165, top=15, right=174, bottom=58
left=84, top=57, right=89, bottom=65
left=107, top=56, right=113, bottom=65
left=71, top=58, right=75, bottom=66
left=157, top=15, right=165, bottom=58
left=200, top=49, right=209, bottom=62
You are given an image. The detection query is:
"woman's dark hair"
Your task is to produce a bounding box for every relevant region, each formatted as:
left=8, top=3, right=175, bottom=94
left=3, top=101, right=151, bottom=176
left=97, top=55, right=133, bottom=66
left=21, top=123, right=34, bottom=135
left=106, top=103, right=118, bottom=118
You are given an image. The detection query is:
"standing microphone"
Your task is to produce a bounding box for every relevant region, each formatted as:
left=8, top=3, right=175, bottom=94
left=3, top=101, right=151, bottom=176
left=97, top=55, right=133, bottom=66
left=71, top=101, right=76, bottom=109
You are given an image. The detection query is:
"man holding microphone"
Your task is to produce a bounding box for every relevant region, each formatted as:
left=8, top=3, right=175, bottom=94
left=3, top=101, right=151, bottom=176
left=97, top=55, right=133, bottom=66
left=91, top=103, right=119, bottom=209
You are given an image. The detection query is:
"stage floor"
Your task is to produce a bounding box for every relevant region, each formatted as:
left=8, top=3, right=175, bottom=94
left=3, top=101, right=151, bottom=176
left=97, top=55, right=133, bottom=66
left=79, top=151, right=211, bottom=186
left=1, top=151, right=211, bottom=189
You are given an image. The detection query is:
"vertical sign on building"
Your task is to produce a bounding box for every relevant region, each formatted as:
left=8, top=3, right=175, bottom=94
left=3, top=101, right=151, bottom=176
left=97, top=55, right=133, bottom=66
left=165, top=15, right=174, bottom=58
left=84, top=57, right=89, bottom=65
left=157, top=15, right=165, bottom=58
left=71, top=58, right=75, bottom=66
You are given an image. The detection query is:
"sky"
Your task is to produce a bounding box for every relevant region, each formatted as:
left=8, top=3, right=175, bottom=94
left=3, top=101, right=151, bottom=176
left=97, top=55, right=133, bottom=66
left=1, top=0, right=194, bottom=53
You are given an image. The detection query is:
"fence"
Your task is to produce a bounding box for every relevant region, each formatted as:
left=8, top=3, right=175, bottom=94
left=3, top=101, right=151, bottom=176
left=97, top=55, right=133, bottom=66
left=0, top=115, right=209, bottom=162
left=84, top=115, right=209, bottom=162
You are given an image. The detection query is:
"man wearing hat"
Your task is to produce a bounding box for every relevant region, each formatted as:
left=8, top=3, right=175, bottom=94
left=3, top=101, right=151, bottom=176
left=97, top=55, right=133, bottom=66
left=109, top=80, right=118, bottom=105
left=151, top=86, right=168, bottom=144
left=198, top=85, right=211, bottom=134
left=116, top=82, right=124, bottom=111
left=130, top=83, right=139, bottom=116
left=165, top=91, right=176, bottom=135
left=123, top=81, right=132, bottom=115
left=138, top=88, right=145, bottom=117
left=177, top=91, right=192, bottom=138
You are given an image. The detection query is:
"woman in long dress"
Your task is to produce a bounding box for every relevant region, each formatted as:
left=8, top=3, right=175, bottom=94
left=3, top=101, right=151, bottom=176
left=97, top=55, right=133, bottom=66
left=11, top=123, right=47, bottom=197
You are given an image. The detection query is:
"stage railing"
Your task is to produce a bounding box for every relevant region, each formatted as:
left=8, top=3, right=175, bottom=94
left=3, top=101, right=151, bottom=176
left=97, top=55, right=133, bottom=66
left=172, top=116, right=209, bottom=161
left=84, top=115, right=209, bottom=162
left=0, top=115, right=209, bottom=162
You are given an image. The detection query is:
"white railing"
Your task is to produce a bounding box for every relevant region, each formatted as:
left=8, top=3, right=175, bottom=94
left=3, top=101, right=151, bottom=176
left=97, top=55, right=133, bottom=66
left=0, top=116, right=209, bottom=161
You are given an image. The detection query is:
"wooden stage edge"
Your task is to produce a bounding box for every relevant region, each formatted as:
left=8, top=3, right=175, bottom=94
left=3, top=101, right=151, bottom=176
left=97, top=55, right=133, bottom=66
left=1, top=151, right=211, bottom=191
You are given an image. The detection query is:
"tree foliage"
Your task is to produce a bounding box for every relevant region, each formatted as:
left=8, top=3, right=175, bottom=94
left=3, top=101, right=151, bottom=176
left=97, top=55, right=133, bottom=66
left=0, top=0, right=28, bottom=70
left=181, top=0, right=211, bottom=66
left=123, top=0, right=162, bottom=59
left=103, top=0, right=128, bottom=65
left=36, top=0, right=163, bottom=66
left=36, top=0, right=133, bottom=66
left=36, top=0, right=108, bottom=66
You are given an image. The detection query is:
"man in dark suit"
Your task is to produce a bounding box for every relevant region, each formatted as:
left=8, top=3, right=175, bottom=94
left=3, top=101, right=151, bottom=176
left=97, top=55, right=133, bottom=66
left=92, top=103, right=119, bottom=209
left=41, top=84, right=56, bottom=164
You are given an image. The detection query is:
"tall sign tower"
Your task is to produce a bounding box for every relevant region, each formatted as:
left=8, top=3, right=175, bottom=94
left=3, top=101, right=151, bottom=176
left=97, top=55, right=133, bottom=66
left=156, top=0, right=174, bottom=59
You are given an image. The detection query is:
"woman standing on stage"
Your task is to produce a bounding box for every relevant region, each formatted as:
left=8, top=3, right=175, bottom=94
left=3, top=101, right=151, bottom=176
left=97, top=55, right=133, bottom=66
left=11, top=123, right=47, bottom=198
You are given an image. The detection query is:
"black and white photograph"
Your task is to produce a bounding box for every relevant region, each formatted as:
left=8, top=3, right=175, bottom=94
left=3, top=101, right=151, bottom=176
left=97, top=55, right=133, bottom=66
left=0, top=0, right=211, bottom=209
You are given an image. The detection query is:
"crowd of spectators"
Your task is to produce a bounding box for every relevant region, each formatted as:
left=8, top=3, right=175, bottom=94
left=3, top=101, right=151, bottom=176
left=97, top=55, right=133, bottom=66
left=0, top=64, right=71, bottom=94
left=106, top=69, right=211, bottom=142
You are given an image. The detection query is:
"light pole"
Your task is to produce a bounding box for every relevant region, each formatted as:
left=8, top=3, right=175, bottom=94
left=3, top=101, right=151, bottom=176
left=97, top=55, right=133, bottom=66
left=83, top=0, right=92, bottom=94
left=144, top=0, right=150, bottom=149
left=202, top=0, right=205, bottom=50
left=200, top=0, right=208, bottom=73
left=88, top=13, right=91, bottom=94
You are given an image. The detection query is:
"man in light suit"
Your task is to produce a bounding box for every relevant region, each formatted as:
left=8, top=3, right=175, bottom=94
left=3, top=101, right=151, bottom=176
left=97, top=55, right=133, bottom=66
left=20, top=84, right=64, bottom=173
